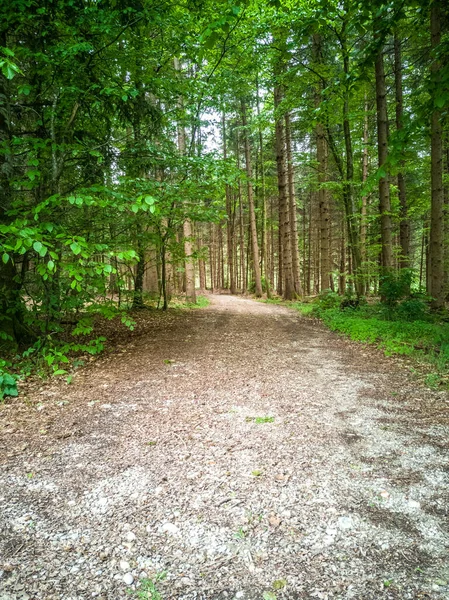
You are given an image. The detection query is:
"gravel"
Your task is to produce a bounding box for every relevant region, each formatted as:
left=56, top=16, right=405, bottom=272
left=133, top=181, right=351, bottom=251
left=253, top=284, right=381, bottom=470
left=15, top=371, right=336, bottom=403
left=1, top=293, right=449, bottom=599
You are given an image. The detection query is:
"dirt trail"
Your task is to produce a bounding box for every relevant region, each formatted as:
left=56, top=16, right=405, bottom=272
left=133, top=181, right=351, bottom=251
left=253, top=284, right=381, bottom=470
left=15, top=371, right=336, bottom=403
left=1, top=294, right=449, bottom=600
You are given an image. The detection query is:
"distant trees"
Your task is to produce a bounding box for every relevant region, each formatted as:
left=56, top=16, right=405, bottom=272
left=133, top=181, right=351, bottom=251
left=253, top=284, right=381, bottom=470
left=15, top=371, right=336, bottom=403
left=0, top=0, right=448, bottom=351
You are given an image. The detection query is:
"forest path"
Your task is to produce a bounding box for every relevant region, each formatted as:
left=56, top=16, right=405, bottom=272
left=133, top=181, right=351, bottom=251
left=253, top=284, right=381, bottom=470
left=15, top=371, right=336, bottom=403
left=1, top=294, right=449, bottom=600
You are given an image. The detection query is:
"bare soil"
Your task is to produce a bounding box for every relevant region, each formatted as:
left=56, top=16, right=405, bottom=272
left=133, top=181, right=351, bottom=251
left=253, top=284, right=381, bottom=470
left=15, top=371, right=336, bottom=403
left=1, top=294, right=449, bottom=600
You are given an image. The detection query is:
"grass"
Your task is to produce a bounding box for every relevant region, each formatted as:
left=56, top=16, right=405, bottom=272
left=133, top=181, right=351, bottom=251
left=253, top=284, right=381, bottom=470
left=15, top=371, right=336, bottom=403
left=133, top=573, right=167, bottom=600
left=167, top=294, right=210, bottom=310
left=245, top=415, right=275, bottom=423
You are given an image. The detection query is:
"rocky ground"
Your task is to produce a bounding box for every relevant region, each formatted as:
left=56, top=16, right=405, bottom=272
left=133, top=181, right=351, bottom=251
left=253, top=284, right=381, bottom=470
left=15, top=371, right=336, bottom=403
left=1, top=294, right=449, bottom=600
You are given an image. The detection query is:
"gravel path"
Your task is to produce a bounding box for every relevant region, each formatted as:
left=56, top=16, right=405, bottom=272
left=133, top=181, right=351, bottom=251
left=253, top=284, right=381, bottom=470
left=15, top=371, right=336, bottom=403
left=1, top=294, right=449, bottom=600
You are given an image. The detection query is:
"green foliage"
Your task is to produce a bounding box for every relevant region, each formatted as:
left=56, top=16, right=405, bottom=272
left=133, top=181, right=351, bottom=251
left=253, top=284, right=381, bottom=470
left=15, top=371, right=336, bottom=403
left=317, top=290, right=341, bottom=310
left=134, top=573, right=167, bottom=600
left=169, top=295, right=211, bottom=309
left=379, top=269, right=413, bottom=307
left=0, top=362, right=19, bottom=400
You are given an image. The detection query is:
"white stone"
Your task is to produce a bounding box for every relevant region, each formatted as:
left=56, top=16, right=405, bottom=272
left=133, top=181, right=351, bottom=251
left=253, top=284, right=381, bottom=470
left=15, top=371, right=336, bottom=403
left=337, top=515, right=353, bottom=529
left=160, top=522, right=180, bottom=535
left=119, top=561, right=130, bottom=571
left=125, top=531, right=136, bottom=542
left=123, top=573, right=134, bottom=585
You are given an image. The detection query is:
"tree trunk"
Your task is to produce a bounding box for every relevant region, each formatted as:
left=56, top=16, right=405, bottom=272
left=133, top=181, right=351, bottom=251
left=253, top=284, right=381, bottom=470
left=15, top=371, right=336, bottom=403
left=360, top=94, right=369, bottom=269
left=285, top=112, right=302, bottom=295
left=375, top=46, right=393, bottom=273
left=241, top=100, right=263, bottom=297
left=223, top=114, right=236, bottom=294
left=429, top=1, right=445, bottom=308
left=394, top=33, right=410, bottom=270
left=274, top=80, right=294, bottom=300
left=256, top=77, right=271, bottom=298
left=174, top=57, right=196, bottom=303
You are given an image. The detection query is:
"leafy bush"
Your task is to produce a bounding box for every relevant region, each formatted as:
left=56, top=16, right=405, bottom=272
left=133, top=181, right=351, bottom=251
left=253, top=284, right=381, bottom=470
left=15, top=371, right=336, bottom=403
left=379, top=269, right=414, bottom=308
left=317, top=290, right=341, bottom=310
left=395, top=297, right=430, bottom=322
left=0, top=362, right=18, bottom=400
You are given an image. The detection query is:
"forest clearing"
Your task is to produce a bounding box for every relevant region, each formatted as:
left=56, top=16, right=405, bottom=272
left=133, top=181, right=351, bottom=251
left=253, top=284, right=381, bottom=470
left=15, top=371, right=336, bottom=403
left=1, top=294, right=449, bottom=600
left=2, top=0, right=449, bottom=598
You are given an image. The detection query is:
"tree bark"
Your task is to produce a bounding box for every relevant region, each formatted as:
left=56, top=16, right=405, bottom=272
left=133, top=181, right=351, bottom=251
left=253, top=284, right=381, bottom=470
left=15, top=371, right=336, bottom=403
left=375, top=46, right=393, bottom=273
left=312, top=36, right=330, bottom=294
left=429, top=1, right=445, bottom=308
left=274, top=66, right=295, bottom=300
left=223, top=112, right=236, bottom=293
left=285, top=112, right=302, bottom=295
left=394, top=33, right=410, bottom=270
left=174, top=57, right=196, bottom=303
left=241, top=100, right=263, bottom=297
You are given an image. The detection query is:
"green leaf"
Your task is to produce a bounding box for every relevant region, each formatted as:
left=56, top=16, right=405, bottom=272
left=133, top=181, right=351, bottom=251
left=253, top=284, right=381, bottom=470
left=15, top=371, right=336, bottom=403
left=2, top=253, right=9, bottom=264
left=33, top=241, right=43, bottom=253
left=18, top=84, right=32, bottom=95
left=70, top=242, right=81, bottom=255
left=47, top=260, right=55, bottom=271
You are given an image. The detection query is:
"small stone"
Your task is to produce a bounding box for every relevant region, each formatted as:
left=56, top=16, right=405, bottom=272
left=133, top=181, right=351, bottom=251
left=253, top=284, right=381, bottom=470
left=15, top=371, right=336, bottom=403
left=408, top=500, right=420, bottom=509
left=123, top=573, right=134, bottom=585
left=119, top=561, right=130, bottom=572
left=160, top=522, right=180, bottom=535
left=269, top=515, right=281, bottom=528
left=337, top=516, right=353, bottom=530
left=124, top=531, right=136, bottom=543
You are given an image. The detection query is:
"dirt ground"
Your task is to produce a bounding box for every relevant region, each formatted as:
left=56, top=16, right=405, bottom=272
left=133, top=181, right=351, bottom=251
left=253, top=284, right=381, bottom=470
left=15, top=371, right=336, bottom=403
left=1, top=294, right=449, bottom=600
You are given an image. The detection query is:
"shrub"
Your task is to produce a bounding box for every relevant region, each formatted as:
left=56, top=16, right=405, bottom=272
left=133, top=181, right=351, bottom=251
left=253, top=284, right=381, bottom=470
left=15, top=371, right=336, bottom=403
left=0, top=362, right=18, bottom=400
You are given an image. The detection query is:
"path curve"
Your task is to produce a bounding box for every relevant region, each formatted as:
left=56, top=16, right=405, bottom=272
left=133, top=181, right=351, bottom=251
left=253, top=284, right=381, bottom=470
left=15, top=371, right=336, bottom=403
left=1, top=294, right=449, bottom=599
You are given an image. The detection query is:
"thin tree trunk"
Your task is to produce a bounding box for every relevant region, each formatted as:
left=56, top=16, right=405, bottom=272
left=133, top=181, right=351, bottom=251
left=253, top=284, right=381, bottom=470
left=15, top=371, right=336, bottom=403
left=394, top=33, right=410, bottom=270
left=360, top=94, right=369, bottom=267
left=375, top=46, right=393, bottom=273
left=429, top=1, right=445, bottom=308
left=274, top=76, right=294, bottom=300
left=222, top=112, right=236, bottom=294
left=174, top=57, right=196, bottom=303
left=285, top=112, right=302, bottom=295
left=241, top=100, right=263, bottom=297
left=256, top=77, right=271, bottom=298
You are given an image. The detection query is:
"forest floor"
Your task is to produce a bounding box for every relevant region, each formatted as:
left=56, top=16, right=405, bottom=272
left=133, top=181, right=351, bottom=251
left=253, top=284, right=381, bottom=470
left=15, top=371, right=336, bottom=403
left=1, top=294, right=449, bottom=600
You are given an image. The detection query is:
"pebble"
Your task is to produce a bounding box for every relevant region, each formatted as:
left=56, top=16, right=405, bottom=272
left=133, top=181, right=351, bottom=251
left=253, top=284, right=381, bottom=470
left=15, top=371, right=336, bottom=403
left=123, top=573, right=134, bottom=585
left=337, top=516, right=353, bottom=530
left=160, top=522, right=180, bottom=535
left=119, top=561, right=130, bottom=571
left=124, top=531, right=136, bottom=542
